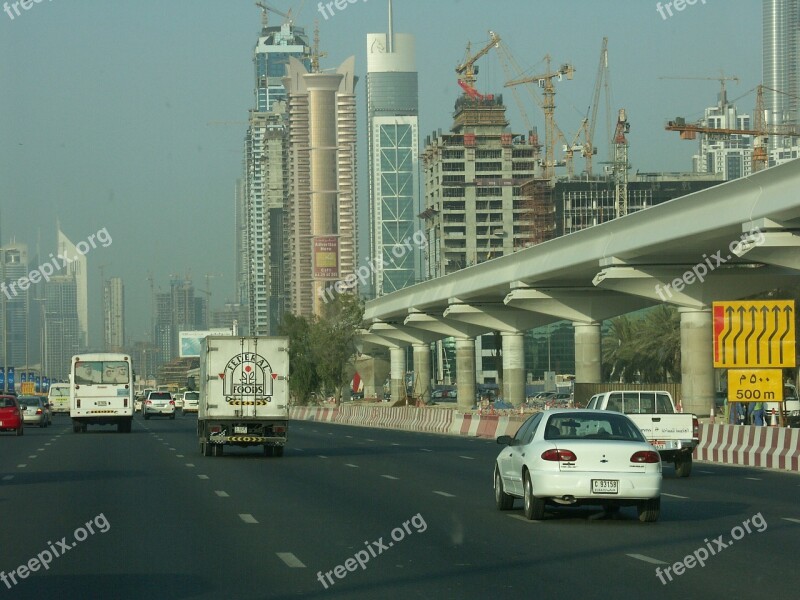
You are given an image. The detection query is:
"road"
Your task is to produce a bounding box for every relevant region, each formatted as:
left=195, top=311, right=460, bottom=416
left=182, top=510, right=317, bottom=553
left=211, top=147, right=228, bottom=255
left=1, top=414, right=798, bottom=599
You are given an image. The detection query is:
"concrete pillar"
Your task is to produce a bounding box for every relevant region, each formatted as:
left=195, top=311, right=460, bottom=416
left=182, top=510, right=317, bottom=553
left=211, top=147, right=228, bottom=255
left=412, top=343, right=432, bottom=405
left=455, top=337, right=476, bottom=411
left=354, top=353, right=389, bottom=401
left=502, top=331, right=526, bottom=407
left=389, top=346, right=406, bottom=404
left=679, top=307, right=714, bottom=416
left=573, top=321, right=601, bottom=384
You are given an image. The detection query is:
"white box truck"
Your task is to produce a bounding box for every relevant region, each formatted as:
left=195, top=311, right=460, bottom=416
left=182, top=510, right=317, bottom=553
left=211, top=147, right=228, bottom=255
left=198, top=336, right=289, bottom=457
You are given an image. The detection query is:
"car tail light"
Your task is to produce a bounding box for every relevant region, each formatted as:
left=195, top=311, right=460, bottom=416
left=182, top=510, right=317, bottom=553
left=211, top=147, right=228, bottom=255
left=146, top=400, right=152, bottom=405
left=169, top=400, right=175, bottom=406
left=541, top=448, right=577, bottom=461
left=36, top=409, right=42, bottom=415
left=692, top=416, right=699, bottom=442
left=630, top=450, right=660, bottom=463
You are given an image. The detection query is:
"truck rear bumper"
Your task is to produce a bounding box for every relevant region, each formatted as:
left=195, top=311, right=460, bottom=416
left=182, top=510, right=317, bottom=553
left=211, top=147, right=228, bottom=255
left=199, top=419, right=288, bottom=446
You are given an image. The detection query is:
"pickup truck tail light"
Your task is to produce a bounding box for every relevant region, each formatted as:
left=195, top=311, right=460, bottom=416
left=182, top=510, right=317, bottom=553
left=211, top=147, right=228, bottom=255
left=541, top=449, right=577, bottom=461
left=692, top=416, right=699, bottom=442
left=630, top=450, right=660, bottom=463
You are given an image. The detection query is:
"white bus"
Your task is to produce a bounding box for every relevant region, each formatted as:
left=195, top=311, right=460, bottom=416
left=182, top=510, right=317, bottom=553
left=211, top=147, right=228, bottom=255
left=70, top=353, right=134, bottom=433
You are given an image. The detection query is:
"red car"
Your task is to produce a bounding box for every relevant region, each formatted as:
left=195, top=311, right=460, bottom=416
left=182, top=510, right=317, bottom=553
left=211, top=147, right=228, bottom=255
left=0, top=395, right=24, bottom=436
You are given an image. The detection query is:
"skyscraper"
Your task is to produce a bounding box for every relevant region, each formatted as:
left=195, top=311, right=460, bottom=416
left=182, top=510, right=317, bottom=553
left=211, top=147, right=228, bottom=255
left=239, top=15, right=311, bottom=334
left=42, top=275, right=80, bottom=381
left=284, top=55, right=358, bottom=316
left=0, top=243, right=29, bottom=368
left=103, top=276, right=125, bottom=352
left=763, top=0, right=798, bottom=139
left=57, top=228, right=88, bottom=348
left=366, top=1, right=421, bottom=297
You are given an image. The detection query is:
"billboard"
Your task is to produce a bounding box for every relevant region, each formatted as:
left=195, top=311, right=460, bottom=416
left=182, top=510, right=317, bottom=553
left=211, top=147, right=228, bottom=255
left=179, top=328, right=233, bottom=358
left=313, top=235, right=339, bottom=279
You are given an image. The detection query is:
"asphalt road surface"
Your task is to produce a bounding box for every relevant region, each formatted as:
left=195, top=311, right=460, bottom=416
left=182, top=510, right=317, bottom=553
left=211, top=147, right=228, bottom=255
left=1, top=414, right=798, bottom=599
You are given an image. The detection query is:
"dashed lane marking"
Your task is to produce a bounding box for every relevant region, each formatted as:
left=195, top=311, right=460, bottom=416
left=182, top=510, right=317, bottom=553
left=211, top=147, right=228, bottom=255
left=433, top=491, right=455, bottom=497
left=381, top=475, right=399, bottom=480
left=277, top=552, right=306, bottom=568
left=239, top=514, right=258, bottom=524
left=197, top=475, right=209, bottom=480
left=185, top=463, right=195, bottom=468
left=627, top=554, right=668, bottom=565
left=421, top=449, right=432, bottom=452
left=17, top=464, right=26, bottom=468
left=345, top=464, right=359, bottom=468
left=662, top=493, right=689, bottom=499
left=215, top=491, right=229, bottom=497
left=459, top=456, right=475, bottom=460
left=2, top=475, right=13, bottom=481
left=782, top=518, right=800, bottom=524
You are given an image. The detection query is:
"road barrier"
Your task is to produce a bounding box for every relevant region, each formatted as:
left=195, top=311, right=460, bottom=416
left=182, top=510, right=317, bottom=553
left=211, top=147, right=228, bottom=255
left=289, top=406, right=800, bottom=473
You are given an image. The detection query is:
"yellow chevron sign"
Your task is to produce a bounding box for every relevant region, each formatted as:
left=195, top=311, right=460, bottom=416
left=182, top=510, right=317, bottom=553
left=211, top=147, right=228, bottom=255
left=713, top=300, right=795, bottom=368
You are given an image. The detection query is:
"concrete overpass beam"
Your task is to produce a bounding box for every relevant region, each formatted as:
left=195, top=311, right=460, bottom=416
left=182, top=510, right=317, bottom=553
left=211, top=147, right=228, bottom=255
left=501, top=331, right=526, bottom=407
left=353, top=352, right=389, bottom=401
left=573, top=321, right=601, bottom=384
left=412, top=343, right=432, bottom=405
left=679, top=307, right=714, bottom=417
left=455, top=337, right=476, bottom=411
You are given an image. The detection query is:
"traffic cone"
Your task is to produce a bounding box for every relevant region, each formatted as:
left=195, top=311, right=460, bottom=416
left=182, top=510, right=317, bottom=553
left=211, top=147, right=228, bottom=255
left=770, top=409, right=778, bottom=427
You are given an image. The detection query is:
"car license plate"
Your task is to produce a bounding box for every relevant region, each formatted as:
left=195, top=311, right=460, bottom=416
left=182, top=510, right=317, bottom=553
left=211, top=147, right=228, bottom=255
left=235, top=426, right=248, bottom=434
left=592, top=479, right=618, bottom=494
left=96, top=401, right=108, bottom=407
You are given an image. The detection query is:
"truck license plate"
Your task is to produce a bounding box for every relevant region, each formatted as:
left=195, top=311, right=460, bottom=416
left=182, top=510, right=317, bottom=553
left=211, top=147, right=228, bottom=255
left=234, top=426, right=248, bottom=434
left=592, top=479, right=618, bottom=494
left=96, top=401, right=108, bottom=407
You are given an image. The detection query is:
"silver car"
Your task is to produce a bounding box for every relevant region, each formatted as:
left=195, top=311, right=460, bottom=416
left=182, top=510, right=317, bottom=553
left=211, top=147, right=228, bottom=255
left=19, top=396, right=51, bottom=428
left=142, top=391, right=175, bottom=420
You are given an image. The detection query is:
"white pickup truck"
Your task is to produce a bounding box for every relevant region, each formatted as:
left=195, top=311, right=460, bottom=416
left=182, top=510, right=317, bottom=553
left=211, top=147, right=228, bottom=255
left=585, top=391, right=699, bottom=477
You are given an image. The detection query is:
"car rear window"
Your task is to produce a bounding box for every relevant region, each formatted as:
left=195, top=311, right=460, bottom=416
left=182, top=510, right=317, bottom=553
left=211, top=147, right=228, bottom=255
left=149, top=392, right=172, bottom=400
left=545, top=412, right=645, bottom=442
left=184, top=392, right=199, bottom=400
left=0, top=398, right=16, bottom=408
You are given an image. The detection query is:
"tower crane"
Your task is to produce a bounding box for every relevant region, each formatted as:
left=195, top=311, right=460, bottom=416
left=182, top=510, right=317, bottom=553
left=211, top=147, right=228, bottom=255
left=658, top=73, right=740, bottom=102
left=584, top=37, right=609, bottom=177
left=255, top=1, right=306, bottom=26
left=613, top=109, right=630, bottom=218
left=455, top=31, right=501, bottom=100
left=505, top=55, right=575, bottom=179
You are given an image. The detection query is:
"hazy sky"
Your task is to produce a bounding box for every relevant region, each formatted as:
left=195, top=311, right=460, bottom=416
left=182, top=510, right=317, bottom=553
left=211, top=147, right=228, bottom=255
left=0, top=0, right=761, bottom=344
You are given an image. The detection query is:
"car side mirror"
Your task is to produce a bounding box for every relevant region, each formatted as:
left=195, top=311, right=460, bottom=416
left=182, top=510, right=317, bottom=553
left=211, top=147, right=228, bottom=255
left=496, top=435, right=513, bottom=445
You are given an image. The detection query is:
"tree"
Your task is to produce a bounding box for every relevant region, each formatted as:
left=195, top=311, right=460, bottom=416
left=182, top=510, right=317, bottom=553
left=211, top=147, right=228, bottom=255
left=278, top=312, right=320, bottom=405
left=315, top=294, right=364, bottom=402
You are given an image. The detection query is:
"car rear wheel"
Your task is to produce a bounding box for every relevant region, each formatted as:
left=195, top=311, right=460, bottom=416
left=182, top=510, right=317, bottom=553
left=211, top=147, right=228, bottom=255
left=72, top=421, right=81, bottom=433
left=523, top=473, right=545, bottom=520
left=494, top=469, right=514, bottom=510
left=674, top=455, right=692, bottom=478
left=637, top=497, right=660, bottom=522
left=202, top=440, right=212, bottom=456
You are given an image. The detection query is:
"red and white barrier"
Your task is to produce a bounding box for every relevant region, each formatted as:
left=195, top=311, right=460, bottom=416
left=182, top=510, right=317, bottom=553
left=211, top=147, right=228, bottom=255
left=694, top=423, right=800, bottom=472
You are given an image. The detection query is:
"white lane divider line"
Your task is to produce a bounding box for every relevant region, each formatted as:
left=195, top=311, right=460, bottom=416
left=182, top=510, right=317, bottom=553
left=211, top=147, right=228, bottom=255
left=391, top=443, right=400, bottom=446
left=421, top=449, right=433, bottom=452
left=277, top=552, right=306, bottom=568
left=699, top=470, right=714, bottom=474
left=433, top=491, right=455, bottom=497
left=459, top=456, right=475, bottom=460
left=381, top=475, right=399, bottom=480
left=197, top=475, right=209, bottom=480
left=37, top=448, right=45, bottom=451
left=17, top=464, right=26, bottom=468
left=2, top=475, right=14, bottom=481
left=345, top=435, right=353, bottom=438
left=185, top=463, right=195, bottom=468
left=293, top=448, right=305, bottom=452
left=782, top=518, right=800, bottom=524
left=28, top=455, right=37, bottom=459
left=318, top=455, right=328, bottom=459
left=745, top=477, right=762, bottom=481
left=627, top=554, right=668, bottom=565
left=662, top=493, right=689, bottom=499
left=239, top=514, right=258, bottom=524
left=365, top=439, right=375, bottom=442
left=215, top=491, right=229, bottom=497
left=345, top=464, right=359, bottom=468
left=169, top=448, right=176, bottom=451
left=176, top=455, right=185, bottom=458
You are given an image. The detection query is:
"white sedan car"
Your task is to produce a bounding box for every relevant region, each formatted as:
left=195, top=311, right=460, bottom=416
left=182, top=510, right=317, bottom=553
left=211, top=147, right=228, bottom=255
left=494, top=409, right=662, bottom=522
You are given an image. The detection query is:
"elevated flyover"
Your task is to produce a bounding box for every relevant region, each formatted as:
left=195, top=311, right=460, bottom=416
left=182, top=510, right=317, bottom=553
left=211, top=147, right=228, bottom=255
left=361, top=159, right=800, bottom=413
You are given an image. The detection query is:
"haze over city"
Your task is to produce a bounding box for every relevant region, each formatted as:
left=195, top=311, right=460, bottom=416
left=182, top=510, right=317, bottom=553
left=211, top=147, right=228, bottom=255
left=1, top=0, right=761, bottom=343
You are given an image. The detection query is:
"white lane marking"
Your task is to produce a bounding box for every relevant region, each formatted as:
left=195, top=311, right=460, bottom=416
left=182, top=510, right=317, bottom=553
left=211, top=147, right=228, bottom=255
left=459, top=456, right=475, bottom=460
left=2, top=475, right=13, bottom=481
left=277, top=552, right=306, bottom=568
left=346, top=435, right=353, bottom=438
left=17, top=464, right=26, bottom=468
left=28, top=455, right=37, bottom=459
left=366, top=439, right=375, bottom=442
left=328, top=433, right=333, bottom=435
left=421, top=449, right=433, bottom=452
left=185, top=463, right=195, bottom=468
left=169, top=447, right=176, bottom=451
left=745, top=477, right=762, bottom=481
left=391, top=443, right=400, bottom=446
left=239, top=514, right=258, bottom=524
left=215, top=490, right=229, bottom=497
left=628, top=554, right=668, bottom=565
left=37, top=448, right=45, bottom=451
left=293, top=448, right=304, bottom=452
left=699, top=470, right=714, bottom=474
left=345, top=464, right=359, bottom=468
left=197, top=475, right=209, bottom=480
left=318, top=455, right=328, bottom=459
left=433, top=491, right=455, bottom=497
left=44, top=443, right=51, bottom=446
left=381, top=475, right=399, bottom=480
left=662, top=493, right=689, bottom=499
left=176, top=455, right=185, bottom=458
left=782, top=518, right=800, bottom=524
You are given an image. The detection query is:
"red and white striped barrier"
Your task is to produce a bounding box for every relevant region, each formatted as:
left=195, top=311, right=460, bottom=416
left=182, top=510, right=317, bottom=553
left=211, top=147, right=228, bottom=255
left=694, top=423, right=800, bottom=472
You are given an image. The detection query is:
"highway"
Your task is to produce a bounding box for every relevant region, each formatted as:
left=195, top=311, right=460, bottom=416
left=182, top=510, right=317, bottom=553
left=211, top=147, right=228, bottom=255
left=1, top=414, right=798, bottom=599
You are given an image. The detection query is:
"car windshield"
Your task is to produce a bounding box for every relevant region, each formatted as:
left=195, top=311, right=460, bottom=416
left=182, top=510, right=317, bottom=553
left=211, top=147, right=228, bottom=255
left=545, top=412, right=645, bottom=442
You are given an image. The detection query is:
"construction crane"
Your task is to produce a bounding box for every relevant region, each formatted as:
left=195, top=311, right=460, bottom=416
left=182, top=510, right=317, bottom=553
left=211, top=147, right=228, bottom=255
left=659, top=73, right=740, bottom=102
left=584, top=37, right=609, bottom=177
left=310, top=21, right=327, bottom=73
left=455, top=31, right=501, bottom=99
left=255, top=1, right=305, bottom=27
left=505, top=55, right=575, bottom=180
left=613, top=109, right=630, bottom=218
